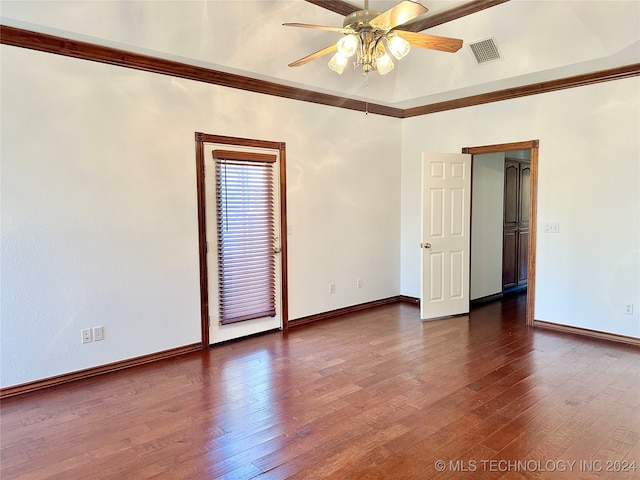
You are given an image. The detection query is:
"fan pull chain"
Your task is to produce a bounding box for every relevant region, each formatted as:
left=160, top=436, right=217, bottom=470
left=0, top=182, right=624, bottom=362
left=365, top=72, right=369, bottom=115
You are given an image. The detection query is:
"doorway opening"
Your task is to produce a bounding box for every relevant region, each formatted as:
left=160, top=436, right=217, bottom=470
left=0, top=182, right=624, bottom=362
left=463, top=140, right=539, bottom=325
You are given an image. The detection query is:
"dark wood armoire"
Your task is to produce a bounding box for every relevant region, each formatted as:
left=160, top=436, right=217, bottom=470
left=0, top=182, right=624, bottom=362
left=503, top=159, right=530, bottom=291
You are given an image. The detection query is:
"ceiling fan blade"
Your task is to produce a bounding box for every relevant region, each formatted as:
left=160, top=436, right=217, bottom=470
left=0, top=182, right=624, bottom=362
left=304, top=0, right=361, bottom=17
left=288, top=44, right=338, bottom=67
left=370, top=1, right=428, bottom=31
left=283, top=22, right=351, bottom=33
left=394, top=30, right=463, bottom=53
left=399, top=0, right=509, bottom=33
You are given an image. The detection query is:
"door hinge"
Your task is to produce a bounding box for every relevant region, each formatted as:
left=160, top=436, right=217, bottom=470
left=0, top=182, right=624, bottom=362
left=206, top=241, right=209, bottom=254
left=208, top=315, right=211, bottom=326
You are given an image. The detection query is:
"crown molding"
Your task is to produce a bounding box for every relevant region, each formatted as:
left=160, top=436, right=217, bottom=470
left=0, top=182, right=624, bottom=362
left=403, top=63, right=640, bottom=117
left=0, top=25, right=403, bottom=118
left=1, top=25, right=639, bottom=119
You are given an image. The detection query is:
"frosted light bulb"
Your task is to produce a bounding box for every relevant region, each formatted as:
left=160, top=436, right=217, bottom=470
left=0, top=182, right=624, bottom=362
left=328, top=53, right=348, bottom=74
left=387, top=35, right=410, bottom=60
left=337, top=34, right=358, bottom=58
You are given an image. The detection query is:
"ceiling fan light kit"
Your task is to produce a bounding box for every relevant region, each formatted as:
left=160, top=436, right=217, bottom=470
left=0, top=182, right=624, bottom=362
left=284, top=0, right=463, bottom=77
left=329, top=28, right=409, bottom=75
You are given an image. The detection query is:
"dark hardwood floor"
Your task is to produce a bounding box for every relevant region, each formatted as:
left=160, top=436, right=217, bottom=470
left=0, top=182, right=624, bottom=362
left=2, top=295, right=639, bottom=479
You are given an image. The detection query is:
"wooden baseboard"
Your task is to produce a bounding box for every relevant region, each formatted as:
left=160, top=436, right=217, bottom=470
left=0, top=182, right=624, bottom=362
left=503, top=285, right=528, bottom=297
left=211, top=328, right=280, bottom=346
left=470, top=292, right=503, bottom=307
left=533, top=320, right=640, bottom=347
left=0, top=343, right=203, bottom=399
left=398, top=295, right=420, bottom=305
left=289, top=297, right=402, bottom=327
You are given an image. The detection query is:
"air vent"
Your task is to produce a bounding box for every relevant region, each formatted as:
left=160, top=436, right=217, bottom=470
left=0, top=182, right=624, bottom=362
left=469, top=38, right=501, bottom=64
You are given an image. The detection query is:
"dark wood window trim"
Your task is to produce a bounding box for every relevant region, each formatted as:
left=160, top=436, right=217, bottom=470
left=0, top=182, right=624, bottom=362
left=212, top=150, right=276, bottom=163
left=195, top=133, right=289, bottom=348
left=1, top=25, right=638, bottom=118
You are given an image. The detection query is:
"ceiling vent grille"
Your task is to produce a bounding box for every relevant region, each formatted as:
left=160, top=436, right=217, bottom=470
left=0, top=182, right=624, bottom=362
left=469, top=38, right=501, bottom=64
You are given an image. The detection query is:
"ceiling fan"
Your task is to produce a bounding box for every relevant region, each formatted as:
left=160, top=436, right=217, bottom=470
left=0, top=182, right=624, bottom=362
left=284, top=0, right=463, bottom=75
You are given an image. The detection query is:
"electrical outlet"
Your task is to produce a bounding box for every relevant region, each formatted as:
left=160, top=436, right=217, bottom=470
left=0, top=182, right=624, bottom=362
left=357, top=279, right=363, bottom=288
left=81, top=328, right=93, bottom=344
left=544, top=222, right=560, bottom=233
left=329, top=283, right=335, bottom=294
left=93, top=326, right=104, bottom=341
left=624, top=303, right=634, bottom=315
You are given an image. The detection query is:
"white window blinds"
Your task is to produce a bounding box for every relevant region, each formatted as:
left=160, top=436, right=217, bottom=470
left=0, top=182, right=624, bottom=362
left=213, top=150, right=276, bottom=325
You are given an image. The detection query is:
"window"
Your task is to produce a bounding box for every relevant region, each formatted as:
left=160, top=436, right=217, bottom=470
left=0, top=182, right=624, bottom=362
left=213, top=150, right=277, bottom=324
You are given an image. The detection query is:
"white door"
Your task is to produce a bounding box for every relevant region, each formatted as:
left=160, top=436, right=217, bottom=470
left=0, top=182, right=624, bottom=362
left=420, top=152, right=471, bottom=320
left=204, top=143, right=283, bottom=344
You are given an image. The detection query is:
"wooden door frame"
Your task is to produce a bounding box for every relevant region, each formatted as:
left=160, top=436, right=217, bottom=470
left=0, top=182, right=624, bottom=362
left=195, top=132, right=289, bottom=348
left=462, top=140, right=539, bottom=325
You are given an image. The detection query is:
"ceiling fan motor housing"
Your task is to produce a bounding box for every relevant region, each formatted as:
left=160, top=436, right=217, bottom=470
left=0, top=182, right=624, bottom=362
left=343, top=10, right=383, bottom=30
left=342, top=10, right=388, bottom=73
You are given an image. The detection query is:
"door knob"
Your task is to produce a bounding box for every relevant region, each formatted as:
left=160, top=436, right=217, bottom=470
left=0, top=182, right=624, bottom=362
left=420, top=242, right=432, bottom=249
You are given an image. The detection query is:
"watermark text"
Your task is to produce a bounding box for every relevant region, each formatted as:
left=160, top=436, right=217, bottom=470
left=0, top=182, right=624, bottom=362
left=434, top=459, right=637, bottom=474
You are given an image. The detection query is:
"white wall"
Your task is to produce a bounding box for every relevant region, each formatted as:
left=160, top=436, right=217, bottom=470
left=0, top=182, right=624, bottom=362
left=2, top=38, right=638, bottom=390
left=401, top=77, right=640, bottom=338
left=471, top=153, right=505, bottom=300
left=0, top=45, right=401, bottom=388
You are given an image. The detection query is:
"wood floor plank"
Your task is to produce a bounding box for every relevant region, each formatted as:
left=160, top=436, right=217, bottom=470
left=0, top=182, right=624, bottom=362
left=2, top=295, right=639, bottom=479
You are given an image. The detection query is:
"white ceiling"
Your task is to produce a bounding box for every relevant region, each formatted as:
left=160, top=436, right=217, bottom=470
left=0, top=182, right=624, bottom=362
left=2, top=0, right=639, bottom=108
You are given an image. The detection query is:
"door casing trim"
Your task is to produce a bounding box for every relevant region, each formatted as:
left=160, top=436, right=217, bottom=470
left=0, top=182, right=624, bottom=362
left=463, top=140, right=539, bottom=325
left=195, top=133, right=289, bottom=348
